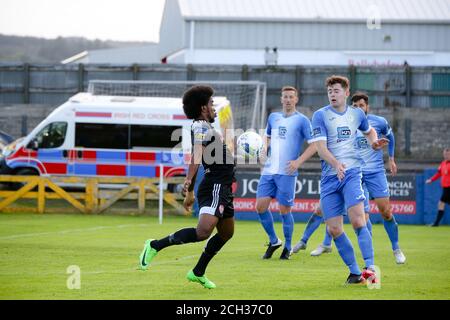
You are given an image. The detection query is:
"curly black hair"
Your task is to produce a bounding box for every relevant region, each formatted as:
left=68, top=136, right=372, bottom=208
left=182, top=85, right=214, bottom=119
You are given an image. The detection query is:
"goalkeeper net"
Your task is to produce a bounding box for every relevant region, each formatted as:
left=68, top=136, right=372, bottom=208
left=88, top=80, right=267, bottom=131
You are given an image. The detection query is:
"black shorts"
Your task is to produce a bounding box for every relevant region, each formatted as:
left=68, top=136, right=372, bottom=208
left=197, top=181, right=234, bottom=219
left=441, top=187, right=450, bottom=204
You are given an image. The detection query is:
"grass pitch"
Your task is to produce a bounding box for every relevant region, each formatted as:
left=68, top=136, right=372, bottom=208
left=0, top=213, right=449, bottom=300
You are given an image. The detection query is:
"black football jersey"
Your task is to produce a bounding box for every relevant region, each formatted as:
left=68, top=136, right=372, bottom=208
left=191, top=120, right=235, bottom=184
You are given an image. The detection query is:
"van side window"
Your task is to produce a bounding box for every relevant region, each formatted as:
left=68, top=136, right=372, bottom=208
left=32, top=122, right=67, bottom=149
left=76, top=123, right=128, bottom=149
left=131, top=125, right=182, bottom=149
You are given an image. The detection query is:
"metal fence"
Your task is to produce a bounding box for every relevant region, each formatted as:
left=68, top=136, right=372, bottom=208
left=1, top=63, right=450, bottom=111
left=1, top=63, right=450, bottom=159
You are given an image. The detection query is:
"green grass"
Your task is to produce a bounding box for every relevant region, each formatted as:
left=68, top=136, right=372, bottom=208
left=0, top=213, right=449, bottom=300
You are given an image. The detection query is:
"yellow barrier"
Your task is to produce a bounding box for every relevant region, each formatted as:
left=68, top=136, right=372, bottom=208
left=0, top=175, right=188, bottom=215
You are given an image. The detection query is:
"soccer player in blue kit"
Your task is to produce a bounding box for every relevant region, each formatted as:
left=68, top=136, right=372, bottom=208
left=350, top=92, right=406, bottom=263
left=293, top=92, right=406, bottom=265
left=310, top=76, right=388, bottom=284
left=256, top=86, right=317, bottom=260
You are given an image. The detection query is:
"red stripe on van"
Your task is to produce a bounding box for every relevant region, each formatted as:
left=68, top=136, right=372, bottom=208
left=76, top=112, right=112, bottom=118
left=9, top=147, right=37, bottom=159
left=172, top=114, right=187, bottom=120
left=43, top=163, right=67, bottom=174
left=127, top=152, right=156, bottom=162
left=82, top=150, right=97, bottom=160
left=97, top=165, right=126, bottom=176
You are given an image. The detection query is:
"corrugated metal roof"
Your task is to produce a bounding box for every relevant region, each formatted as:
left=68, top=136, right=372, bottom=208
left=177, top=0, right=450, bottom=23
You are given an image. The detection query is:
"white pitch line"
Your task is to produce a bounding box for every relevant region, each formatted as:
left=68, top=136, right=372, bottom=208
left=0, top=246, right=261, bottom=277
left=0, top=255, right=200, bottom=277
left=82, top=255, right=200, bottom=275
left=0, top=224, right=151, bottom=240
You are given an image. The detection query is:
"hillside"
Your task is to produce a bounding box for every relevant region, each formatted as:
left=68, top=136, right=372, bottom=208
left=0, top=34, right=153, bottom=63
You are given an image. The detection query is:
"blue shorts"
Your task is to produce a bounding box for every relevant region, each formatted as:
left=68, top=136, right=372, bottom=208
left=320, top=168, right=366, bottom=221
left=319, top=184, right=370, bottom=215
left=362, top=171, right=390, bottom=199
left=363, top=184, right=370, bottom=213
left=257, top=174, right=297, bottom=207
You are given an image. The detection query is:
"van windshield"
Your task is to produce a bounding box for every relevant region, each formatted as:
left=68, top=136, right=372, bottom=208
left=31, top=122, right=67, bottom=149
left=75, top=123, right=182, bottom=150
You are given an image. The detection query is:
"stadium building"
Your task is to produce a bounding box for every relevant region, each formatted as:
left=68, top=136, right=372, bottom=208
left=159, top=0, right=450, bottom=66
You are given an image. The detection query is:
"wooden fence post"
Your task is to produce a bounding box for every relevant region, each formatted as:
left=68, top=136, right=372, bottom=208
left=85, top=178, right=98, bottom=214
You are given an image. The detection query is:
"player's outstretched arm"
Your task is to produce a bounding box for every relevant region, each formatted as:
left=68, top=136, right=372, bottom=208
left=364, top=127, right=389, bottom=150
left=426, top=168, right=442, bottom=184
left=287, top=143, right=317, bottom=174
left=314, top=140, right=346, bottom=180
left=259, top=136, right=271, bottom=163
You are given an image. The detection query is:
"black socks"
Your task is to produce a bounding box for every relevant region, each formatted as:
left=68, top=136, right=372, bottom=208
left=151, top=227, right=199, bottom=251
left=433, top=210, right=445, bottom=226
left=149, top=229, right=230, bottom=277
left=193, top=234, right=227, bottom=276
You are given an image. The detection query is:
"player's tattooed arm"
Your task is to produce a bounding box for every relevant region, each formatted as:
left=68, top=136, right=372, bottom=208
left=183, top=144, right=204, bottom=213
left=183, top=164, right=200, bottom=212
left=183, top=144, right=203, bottom=194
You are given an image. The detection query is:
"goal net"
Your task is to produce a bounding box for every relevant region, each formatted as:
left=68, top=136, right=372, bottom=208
left=87, top=80, right=267, bottom=131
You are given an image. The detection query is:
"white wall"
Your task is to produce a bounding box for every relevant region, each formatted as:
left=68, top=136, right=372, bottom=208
left=166, top=48, right=450, bottom=66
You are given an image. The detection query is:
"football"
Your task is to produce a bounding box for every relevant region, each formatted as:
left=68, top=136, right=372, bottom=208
left=236, top=131, right=264, bottom=159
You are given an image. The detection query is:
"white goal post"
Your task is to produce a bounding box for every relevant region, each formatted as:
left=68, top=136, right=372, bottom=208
left=87, top=80, right=267, bottom=131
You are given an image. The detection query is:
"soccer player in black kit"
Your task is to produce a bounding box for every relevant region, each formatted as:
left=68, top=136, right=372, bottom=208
left=139, top=85, right=235, bottom=289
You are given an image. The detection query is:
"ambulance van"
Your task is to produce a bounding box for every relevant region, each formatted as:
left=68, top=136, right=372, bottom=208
left=0, top=91, right=234, bottom=187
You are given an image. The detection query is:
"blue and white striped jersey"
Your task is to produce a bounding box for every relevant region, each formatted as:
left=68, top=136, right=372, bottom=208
left=311, top=105, right=371, bottom=177
left=262, top=111, right=313, bottom=176
left=355, top=114, right=395, bottom=173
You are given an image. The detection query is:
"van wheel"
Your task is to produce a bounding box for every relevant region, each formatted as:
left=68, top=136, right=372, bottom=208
left=11, top=168, right=39, bottom=190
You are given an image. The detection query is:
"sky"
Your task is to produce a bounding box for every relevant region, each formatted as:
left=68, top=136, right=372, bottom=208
left=0, top=0, right=166, bottom=42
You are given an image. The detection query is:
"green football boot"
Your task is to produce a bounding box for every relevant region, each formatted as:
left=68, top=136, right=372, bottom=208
left=139, top=239, right=158, bottom=270
left=186, top=270, right=216, bottom=289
